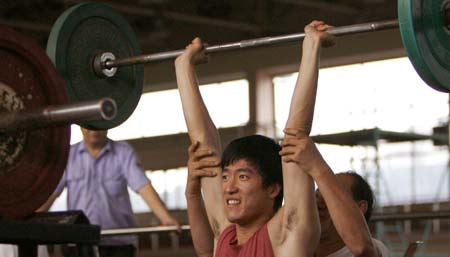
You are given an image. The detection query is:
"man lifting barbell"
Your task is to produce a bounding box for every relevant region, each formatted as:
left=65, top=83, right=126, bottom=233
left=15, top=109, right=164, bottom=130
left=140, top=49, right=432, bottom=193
left=175, top=20, right=343, bottom=257
left=1, top=0, right=450, bottom=255
left=180, top=20, right=391, bottom=257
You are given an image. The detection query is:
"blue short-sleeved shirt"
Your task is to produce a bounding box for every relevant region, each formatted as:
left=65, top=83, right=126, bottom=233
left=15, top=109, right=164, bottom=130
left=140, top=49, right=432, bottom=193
left=55, top=140, right=150, bottom=246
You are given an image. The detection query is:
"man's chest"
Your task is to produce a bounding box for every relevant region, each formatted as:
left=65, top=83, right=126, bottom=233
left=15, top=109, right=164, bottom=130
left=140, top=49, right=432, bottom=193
left=66, top=154, right=125, bottom=185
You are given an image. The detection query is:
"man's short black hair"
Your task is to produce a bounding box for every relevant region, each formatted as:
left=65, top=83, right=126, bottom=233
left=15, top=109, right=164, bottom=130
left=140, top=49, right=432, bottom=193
left=343, top=171, right=374, bottom=221
left=221, top=135, right=283, bottom=212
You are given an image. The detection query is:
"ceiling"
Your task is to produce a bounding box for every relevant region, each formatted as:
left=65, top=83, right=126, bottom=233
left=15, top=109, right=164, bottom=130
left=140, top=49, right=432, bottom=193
left=0, top=0, right=397, bottom=54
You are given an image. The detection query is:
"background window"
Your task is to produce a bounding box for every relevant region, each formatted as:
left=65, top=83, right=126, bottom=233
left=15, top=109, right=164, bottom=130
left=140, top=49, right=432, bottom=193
left=273, top=57, right=449, bottom=206
left=70, top=79, right=249, bottom=144
left=129, top=168, right=188, bottom=213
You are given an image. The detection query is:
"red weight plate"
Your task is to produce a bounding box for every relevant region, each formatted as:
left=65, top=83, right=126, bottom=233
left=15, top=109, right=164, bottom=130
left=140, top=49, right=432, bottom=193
left=0, top=26, right=70, bottom=219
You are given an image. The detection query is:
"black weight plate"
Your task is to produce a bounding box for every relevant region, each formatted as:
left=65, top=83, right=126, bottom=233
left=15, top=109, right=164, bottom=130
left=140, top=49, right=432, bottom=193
left=399, top=0, right=450, bottom=92
left=47, top=2, right=144, bottom=129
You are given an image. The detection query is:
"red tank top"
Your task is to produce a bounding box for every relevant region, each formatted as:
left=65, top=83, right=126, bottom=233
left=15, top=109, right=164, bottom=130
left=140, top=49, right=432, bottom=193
left=215, top=223, right=274, bottom=257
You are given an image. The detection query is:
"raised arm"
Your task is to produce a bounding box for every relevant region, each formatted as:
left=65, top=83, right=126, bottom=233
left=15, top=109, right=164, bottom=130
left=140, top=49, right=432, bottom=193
left=279, top=21, right=378, bottom=257
left=138, top=182, right=180, bottom=228
left=185, top=141, right=221, bottom=257
left=271, top=21, right=334, bottom=257
left=281, top=135, right=378, bottom=257
left=285, top=21, right=330, bottom=137
left=175, top=38, right=228, bottom=239
left=316, top=173, right=378, bottom=257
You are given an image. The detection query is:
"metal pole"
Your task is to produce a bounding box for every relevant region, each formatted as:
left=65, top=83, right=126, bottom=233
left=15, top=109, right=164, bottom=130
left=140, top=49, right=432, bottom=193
left=103, top=19, right=399, bottom=69
left=101, top=225, right=191, bottom=237
left=101, top=210, right=450, bottom=236
left=371, top=210, right=450, bottom=222
left=0, top=98, right=117, bottom=133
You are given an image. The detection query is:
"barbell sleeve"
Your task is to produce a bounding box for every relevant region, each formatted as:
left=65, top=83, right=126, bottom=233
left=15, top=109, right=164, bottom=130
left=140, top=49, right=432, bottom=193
left=0, top=98, right=117, bottom=133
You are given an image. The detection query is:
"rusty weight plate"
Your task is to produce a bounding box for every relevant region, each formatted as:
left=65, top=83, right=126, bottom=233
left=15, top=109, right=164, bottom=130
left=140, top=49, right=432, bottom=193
left=0, top=26, right=70, bottom=219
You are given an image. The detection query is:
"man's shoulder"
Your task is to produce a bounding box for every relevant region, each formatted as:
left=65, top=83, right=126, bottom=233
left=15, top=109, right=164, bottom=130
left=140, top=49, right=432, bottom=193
left=324, top=238, right=390, bottom=257
left=110, top=140, right=133, bottom=149
left=326, top=238, right=391, bottom=257
left=106, top=140, right=136, bottom=155
left=70, top=141, right=82, bottom=148
left=371, top=238, right=391, bottom=257
left=69, top=141, right=83, bottom=154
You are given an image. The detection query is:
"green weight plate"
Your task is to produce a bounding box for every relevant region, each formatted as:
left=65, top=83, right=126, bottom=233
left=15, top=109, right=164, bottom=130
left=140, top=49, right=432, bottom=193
left=47, top=2, right=143, bottom=129
left=0, top=25, right=70, bottom=219
left=398, top=0, right=450, bottom=92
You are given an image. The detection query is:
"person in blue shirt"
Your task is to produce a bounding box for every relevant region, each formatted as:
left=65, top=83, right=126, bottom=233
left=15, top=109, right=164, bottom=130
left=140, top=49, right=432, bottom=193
left=39, top=128, right=179, bottom=257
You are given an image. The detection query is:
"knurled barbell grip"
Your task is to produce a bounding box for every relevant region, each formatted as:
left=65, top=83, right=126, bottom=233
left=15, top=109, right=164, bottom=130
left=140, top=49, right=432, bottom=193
left=0, top=98, right=117, bottom=133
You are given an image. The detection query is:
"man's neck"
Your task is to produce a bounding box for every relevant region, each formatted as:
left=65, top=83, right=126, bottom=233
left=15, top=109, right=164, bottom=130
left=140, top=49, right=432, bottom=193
left=316, top=237, right=346, bottom=257
left=235, top=214, right=271, bottom=245
left=84, top=141, right=107, bottom=158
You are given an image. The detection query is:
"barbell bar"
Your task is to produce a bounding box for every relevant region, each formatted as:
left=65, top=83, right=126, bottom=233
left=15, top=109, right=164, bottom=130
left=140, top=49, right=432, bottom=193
left=99, top=19, right=400, bottom=70
left=47, top=0, right=450, bottom=131
left=99, top=5, right=450, bottom=92
left=0, top=98, right=117, bottom=133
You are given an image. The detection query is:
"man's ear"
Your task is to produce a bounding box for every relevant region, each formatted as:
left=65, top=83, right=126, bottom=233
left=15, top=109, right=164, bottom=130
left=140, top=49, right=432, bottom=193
left=267, top=183, right=281, bottom=199
left=357, top=200, right=368, bottom=214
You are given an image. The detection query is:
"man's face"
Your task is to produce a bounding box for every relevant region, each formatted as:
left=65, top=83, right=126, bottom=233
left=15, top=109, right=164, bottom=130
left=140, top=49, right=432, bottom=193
left=316, top=189, right=336, bottom=241
left=222, top=159, right=277, bottom=225
left=81, top=128, right=108, bottom=148
left=317, top=173, right=355, bottom=241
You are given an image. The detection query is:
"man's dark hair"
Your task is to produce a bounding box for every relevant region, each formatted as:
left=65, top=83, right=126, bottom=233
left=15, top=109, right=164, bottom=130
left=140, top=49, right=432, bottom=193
left=221, top=135, right=283, bottom=212
left=343, top=171, right=374, bottom=222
